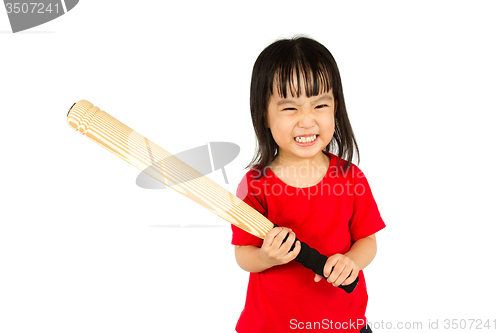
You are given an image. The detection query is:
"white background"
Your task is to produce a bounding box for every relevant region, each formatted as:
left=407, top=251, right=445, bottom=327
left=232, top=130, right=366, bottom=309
left=1, top=1, right=499, bottom=332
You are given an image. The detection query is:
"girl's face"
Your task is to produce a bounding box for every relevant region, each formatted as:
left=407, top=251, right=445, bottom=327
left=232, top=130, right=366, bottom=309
left=266, top=85, right=336, bottom=166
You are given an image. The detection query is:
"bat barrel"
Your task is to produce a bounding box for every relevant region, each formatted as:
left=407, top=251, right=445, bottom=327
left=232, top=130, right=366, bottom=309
left=66, top=100, right=275, bottom=240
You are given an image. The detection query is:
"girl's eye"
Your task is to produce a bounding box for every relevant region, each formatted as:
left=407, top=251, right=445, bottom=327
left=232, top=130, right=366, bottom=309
left=283, top=108, right=296, bottom=111
left=315, top=104, right=328, bottom=109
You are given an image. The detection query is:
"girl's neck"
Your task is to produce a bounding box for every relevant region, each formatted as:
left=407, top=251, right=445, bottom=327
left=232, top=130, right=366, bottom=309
left=273, top=150, right=328, bottom=167
left=270, top=151, right=330, bottom=182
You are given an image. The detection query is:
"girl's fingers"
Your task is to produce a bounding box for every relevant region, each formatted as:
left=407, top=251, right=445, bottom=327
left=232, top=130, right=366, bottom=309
left=334, top=268, right=352, bottom=287
left=342, top=271, right=358, bottom=286
left=327, top=261, right=345, bottom=284
left=274, top=228, right=293, bottom=250
left=264, top=227, right=289, bottom=248
left=283, top=239, right=300, bottom=262
left=324, top=255, right=340, bottom=278
left=262, top=227, right=282, bottom=248
left=282, top=230, right=296, bottom=249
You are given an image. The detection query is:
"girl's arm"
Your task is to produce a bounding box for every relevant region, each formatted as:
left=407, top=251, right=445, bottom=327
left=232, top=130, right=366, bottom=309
left=345, top=234, right=377, bottom=270
left=234, top=227, right=301, bottom=273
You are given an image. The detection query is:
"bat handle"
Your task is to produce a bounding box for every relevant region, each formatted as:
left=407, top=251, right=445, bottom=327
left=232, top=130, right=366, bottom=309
left=274, top=224, right=359, bottom=294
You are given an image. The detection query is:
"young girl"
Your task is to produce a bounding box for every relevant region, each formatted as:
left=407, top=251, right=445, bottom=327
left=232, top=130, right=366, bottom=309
left=231, top=36, right=385, bottom=333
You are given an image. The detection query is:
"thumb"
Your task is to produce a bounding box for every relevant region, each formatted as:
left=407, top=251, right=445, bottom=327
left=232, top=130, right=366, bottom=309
left=314, top=274, right=322, bottom=282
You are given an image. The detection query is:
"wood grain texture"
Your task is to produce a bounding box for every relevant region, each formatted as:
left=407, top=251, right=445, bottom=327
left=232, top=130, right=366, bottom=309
left=67, top=100, right=273, bottom=239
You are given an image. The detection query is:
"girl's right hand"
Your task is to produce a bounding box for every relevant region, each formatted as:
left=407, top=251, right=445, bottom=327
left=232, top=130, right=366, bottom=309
left=259, top=227, right=301, bottom=267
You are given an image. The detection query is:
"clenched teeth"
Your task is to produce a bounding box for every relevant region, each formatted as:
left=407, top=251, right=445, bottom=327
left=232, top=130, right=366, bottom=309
left=294, top=135, right=317, bottom=143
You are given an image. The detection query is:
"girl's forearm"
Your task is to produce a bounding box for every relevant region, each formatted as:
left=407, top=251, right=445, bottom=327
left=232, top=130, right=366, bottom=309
left=344, top=234, right=377, bottom=270
left=234, top=245, right=274, bottom=273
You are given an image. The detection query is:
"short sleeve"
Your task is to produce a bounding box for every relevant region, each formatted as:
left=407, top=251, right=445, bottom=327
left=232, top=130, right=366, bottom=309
left=349, top=167, right=386, bottom=242
left=231, top=172, right=265, bottom=247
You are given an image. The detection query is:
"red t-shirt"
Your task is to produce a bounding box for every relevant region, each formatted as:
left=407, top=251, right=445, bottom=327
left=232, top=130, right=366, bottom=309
left=231, top=151, right=386, bottom=333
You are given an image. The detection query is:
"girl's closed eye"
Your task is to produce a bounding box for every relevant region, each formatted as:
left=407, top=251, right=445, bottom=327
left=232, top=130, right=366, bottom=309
left=282, top=105, right=328, bottom=111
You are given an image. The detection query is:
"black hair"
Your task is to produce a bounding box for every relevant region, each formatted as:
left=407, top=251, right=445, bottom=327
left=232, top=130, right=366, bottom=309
left=245, top=35, right=359, bottom=179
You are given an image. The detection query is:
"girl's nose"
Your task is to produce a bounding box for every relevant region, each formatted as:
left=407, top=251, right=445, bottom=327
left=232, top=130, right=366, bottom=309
left=298, top=112, right=316, bottom=128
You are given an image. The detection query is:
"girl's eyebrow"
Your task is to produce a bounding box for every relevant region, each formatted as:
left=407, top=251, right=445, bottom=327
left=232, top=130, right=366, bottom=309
left=276, top=95, right=333, bottom=106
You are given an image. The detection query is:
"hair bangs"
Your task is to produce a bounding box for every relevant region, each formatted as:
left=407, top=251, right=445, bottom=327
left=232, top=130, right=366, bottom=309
left=273, top=58, right=332, bottom=99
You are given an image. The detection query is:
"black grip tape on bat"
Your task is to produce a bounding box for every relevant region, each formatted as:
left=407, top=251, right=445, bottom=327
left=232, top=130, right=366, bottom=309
left=273, top=224, right=359, bottom=293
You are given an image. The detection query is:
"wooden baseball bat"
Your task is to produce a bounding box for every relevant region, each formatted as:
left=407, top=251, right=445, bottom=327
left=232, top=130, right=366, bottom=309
left=66, top=100, right=359, bottom=293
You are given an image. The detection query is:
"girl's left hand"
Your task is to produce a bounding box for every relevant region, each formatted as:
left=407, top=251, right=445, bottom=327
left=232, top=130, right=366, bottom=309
left=313, top=253, right=359, bottom=287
